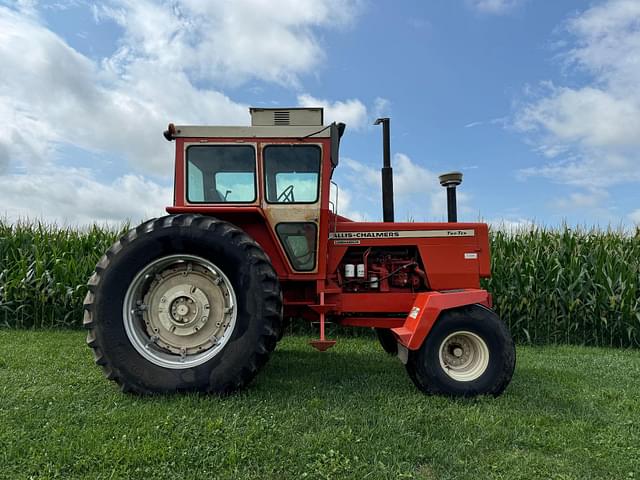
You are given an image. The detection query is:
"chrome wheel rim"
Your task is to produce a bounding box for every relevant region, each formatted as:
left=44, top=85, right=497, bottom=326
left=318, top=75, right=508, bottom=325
left=123, top=254, right=237, bottom=369
left=438, top=331, right=489, bottom=382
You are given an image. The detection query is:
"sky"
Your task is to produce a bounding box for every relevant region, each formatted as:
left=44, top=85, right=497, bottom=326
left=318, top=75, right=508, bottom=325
left=1, top=0, right=639, bottom=228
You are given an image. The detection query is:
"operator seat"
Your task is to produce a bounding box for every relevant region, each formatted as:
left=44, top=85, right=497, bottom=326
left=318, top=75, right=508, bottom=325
left=205, top=188, right=225, bottom=202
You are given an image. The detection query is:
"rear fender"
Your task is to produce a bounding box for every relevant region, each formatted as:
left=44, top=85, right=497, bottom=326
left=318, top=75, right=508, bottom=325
left=391, top=289, right=491, bottom=350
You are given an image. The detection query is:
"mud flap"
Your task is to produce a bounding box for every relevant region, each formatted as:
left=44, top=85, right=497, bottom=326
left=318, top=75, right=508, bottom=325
left=396, top=343, right=409, bottom=364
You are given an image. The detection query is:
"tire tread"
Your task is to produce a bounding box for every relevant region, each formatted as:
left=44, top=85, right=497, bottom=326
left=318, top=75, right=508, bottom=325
left=406, top=304, right=515, bottom=397
left=84, top=214, right=282, bottom=395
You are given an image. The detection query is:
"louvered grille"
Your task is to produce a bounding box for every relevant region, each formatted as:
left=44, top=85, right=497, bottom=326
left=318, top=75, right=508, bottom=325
left=273, top=110, right=290, bottom=125
left=249, top=107, right=323, bottom=126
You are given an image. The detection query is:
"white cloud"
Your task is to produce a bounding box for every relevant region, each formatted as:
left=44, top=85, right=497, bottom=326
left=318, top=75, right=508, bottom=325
left=0, top=1, right=363, bottom=224
left=629, top=209, right=640, bottom=224
left=0, top=168, right=171, bottom=225
left=296, top=94, right=390, bottom=130
left=95, top=0, right=360, bottom=88
left=372, top=97, right=391, bottom=119
left=336, top=154, right=471, bottom=222
left=486, top=218, right=534, bottom=233
left=467, top=0, right=526, bottom=15
left=6, top=0, right=38, bottom=15
left=331, top=184, right=367, bottom=222
left=297, top=94, right=369, bottom=130
left=0, top=143, right=9, bottom=173
left=515, top=0, right=640, bottom=200
left=553, top=189, right=608, bottom=210
left=341, top=157, right=380, bottom=185
left=0, top=4, right=248, bottom=173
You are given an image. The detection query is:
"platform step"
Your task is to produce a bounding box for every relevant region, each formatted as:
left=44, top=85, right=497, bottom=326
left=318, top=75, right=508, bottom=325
left=309, top=339, right=337, bottom=352
left=308, top=304, right=336, bottom=314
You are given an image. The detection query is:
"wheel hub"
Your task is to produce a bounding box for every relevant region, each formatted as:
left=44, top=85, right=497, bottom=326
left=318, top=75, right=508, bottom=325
left=154, top=285, right=210, bottom=335
left=123, top=254, right=237, bottom=369
left=172, top=299, right=192, bottom=321
left=438, top=331, right=490, bottom=382
left=144, top=263, right=232, bottom=355
left=443, top=337, right=473, bottom=368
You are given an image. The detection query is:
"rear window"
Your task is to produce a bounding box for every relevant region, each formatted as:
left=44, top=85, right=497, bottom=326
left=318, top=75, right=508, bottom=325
left=186, top=145, right=256, bottom=203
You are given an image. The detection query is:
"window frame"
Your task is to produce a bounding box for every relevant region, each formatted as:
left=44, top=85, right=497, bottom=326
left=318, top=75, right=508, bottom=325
left=185, top=144, right=258, bottom=204
left=275, top=222, right=318, bottom=272
left=262, top=144, right=322, bottom=205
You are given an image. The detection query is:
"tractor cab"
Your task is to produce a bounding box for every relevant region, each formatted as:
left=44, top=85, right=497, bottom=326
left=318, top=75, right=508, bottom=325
left=165, top=108, right=343, bottom=278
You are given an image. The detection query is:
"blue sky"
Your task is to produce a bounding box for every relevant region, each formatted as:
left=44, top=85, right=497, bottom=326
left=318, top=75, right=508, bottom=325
left=1, top=0, right=639, bottom=227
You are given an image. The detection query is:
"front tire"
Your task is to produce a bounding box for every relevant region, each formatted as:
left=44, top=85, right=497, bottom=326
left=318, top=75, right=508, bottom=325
left=406, top=305, right=515, bottom=397
left=83, top=214, right=282, bottom=395
left=375, top=328, right=398, bottom=355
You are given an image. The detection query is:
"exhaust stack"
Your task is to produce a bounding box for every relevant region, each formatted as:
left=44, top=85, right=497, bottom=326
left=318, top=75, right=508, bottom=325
left=439, top=172, right=463, bottom=222
left=374, top=117, right=394, bottom=222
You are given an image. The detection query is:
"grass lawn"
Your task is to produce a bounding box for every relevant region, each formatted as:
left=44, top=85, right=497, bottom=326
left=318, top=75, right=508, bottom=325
left=0, top=330, right=639, bottom=480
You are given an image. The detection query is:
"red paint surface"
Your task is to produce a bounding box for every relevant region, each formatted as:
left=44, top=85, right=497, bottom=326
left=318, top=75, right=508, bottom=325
left=166, top=133, right=495, bottom=349
left=392, top=289, right=491, bottom=350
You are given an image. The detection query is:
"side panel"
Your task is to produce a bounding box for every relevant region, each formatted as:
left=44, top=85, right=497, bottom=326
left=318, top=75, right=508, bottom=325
left=417, top=244, right=480, bottom=290
left=326, top=222, right=490, bottom=291
left=337, top=292, right=417, bottom=313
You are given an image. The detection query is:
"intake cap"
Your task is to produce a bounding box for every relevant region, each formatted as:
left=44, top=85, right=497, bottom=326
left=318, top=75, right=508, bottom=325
left=439, top=171, right=463, bottom=187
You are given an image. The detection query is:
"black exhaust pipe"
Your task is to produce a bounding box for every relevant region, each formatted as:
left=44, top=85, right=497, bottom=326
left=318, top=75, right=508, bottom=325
left=439, top=172, right=463, bottom=222
left=374, top=117, right=394, bottom=222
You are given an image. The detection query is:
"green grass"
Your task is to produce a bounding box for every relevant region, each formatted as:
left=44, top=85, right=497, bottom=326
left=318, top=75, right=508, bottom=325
left=1, top=331, right=638, bottom=479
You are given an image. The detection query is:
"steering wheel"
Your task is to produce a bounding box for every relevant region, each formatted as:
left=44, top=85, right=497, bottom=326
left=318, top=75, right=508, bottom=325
left=277, top=184, right=295, bottom=202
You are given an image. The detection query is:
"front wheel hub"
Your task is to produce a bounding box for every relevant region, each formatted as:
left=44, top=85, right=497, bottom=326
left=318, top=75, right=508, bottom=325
left=438, top=331, right=490, bottom=382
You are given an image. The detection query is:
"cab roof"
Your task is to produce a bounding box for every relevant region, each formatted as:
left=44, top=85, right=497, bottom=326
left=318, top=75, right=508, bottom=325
left=168, top=125, right=332, bottom=139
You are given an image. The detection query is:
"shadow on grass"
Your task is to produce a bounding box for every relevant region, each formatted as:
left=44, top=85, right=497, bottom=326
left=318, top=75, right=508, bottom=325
left=261, top=345, right=405, bottom=388
left=254, top=344, right=596, bottom=420
left=84, top=339, right=594, bottom=425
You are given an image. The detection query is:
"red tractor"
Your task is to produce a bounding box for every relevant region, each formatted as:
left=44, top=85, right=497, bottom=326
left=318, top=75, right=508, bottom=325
left=84, top=107, right=515, bottom=397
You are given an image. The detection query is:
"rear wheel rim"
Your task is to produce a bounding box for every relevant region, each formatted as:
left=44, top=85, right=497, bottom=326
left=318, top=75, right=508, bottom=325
left=123, top=254, right=237, bottom=369
left=438, top=330, right=489, bottom=382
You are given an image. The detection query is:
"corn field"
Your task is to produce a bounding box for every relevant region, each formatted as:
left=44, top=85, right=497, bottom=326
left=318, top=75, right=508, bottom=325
left=485, top=228, right=640, bottom=347
left=0, top=221, right=125, bottom=329
left=1, top=220, right=639, bottom=347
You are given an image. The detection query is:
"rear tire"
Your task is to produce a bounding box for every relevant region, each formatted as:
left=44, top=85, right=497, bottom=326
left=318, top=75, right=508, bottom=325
left=406, top=305, right=515, bottom=397
left=83, top=214, right=282, bottom=395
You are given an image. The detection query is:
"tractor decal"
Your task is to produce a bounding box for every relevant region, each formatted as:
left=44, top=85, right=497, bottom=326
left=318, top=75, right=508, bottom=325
left=329, top=229, right=475, bottom=239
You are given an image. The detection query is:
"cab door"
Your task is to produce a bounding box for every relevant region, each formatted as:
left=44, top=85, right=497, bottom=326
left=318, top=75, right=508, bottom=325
left=260, top=143, right=322, bottom=274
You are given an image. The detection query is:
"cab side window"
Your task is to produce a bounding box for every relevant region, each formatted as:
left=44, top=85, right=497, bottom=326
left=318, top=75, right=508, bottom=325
left=275, top=223, right=317, bottom=271
left=187, top=145, right=256, bottom=203
left=263, top=145, right=320, bottom=203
